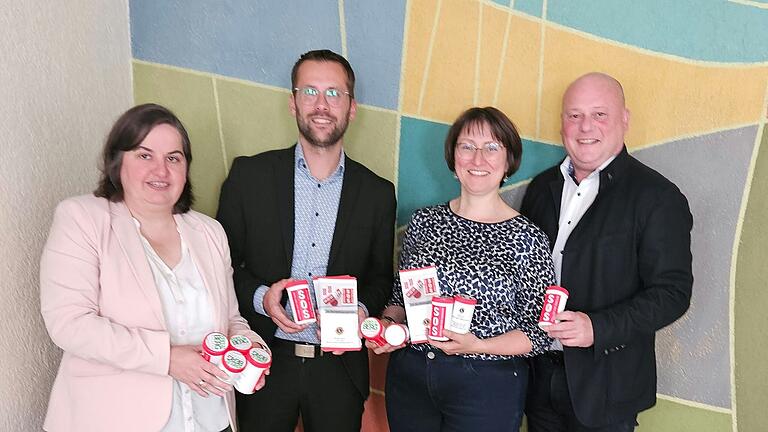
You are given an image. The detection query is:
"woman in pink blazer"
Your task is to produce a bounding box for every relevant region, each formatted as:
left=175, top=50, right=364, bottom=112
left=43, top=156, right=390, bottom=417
left=40, top=104, right=266, bottom=432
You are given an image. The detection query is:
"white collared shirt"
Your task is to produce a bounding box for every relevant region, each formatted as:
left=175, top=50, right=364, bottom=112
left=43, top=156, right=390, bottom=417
left=550, top=156, right=615, bottom=350
left=135, top=220, right=229, bottom=432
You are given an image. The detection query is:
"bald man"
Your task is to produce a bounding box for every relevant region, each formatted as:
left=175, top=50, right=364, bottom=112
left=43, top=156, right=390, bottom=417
left=521, top=73, right=693, bottom=431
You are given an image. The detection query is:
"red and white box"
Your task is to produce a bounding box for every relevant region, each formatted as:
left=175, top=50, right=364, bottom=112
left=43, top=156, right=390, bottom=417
left=201, top=332, right=229, bottom=365
left=234, top=347, right=272, bottom=394
left=219, top=350, right=247, bottom=384
left=360, top=317, right=387, bottom=347
left=384, top=323, right=410, bottom=346
left=314, top=275, right=361, bottom=352
left=399, top=266, right=441, bottom=343
left=428, top=296, right=454, bottom=341
left=538, top=285, right=569, bottom=328
left=286, top=279, right=317, bottom=325
left=228, top=334, right=252, bottom=355
left=449, top=295, right=477, bottom=334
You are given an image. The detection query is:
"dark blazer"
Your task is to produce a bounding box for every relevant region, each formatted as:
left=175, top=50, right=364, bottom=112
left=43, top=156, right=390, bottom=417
left=216, top=145, right=396, bottom=398
left=521, top=147, right=693, bottom=426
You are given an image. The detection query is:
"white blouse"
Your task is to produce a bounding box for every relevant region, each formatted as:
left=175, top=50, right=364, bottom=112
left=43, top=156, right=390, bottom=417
left=136, top=220, right=229, bottom=432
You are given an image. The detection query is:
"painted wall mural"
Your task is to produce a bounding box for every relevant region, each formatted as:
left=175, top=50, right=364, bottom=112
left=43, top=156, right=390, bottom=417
left=130, top=1, right=768, bottom=430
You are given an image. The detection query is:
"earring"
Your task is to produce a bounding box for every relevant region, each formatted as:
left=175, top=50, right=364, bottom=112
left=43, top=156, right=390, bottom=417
left=453, top=173, right=459, bottom=179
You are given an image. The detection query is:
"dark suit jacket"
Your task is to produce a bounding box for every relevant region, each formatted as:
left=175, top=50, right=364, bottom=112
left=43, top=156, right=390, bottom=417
left=521, top=147, right=693, bottom=426
left=216, top=145, right=396, bottom=398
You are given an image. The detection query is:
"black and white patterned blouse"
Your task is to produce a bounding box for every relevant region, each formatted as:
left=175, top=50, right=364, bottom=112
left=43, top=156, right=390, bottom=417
left=390, top=204, right=555, bottom=360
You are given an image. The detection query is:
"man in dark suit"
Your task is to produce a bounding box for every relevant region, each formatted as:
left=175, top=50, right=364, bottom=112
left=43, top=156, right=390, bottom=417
left=522, top=72, right=693, bottom=431
left=216, top=49, right=396, bottom=432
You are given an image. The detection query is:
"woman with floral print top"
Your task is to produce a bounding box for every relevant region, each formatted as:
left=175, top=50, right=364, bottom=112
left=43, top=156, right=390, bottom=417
left=367, top=107, right=555, bottom=432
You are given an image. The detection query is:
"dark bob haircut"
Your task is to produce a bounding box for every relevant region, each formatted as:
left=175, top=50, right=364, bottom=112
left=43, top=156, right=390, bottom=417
left=444, top=106, right=523, bottom=186
left=94, top=103, right=194, bottom=213
left=291, top=49, right=356, bottom=98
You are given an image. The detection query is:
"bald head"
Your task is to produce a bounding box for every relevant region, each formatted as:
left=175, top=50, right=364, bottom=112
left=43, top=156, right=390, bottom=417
left=563, top=72, right=626, bottom=110
left=560, top=72, right=630, bottom=182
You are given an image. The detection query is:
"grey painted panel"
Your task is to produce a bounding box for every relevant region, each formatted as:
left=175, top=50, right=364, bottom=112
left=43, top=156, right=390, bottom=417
left=635, top=126, right=757, bottom=408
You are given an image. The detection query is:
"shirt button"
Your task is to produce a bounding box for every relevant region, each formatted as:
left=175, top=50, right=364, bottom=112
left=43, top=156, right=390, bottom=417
left=317, top=184, right=321, bottom=188
left=180, top=330, right=186, bottom=336
left=577, top=192, right=581, bottom=196
left=315, top=212, right=319, bottom=217
left=567, top=221, right=571, bottom=225
left=311, top=243, right=316, bottom=247
left=427, top=351, right=436, bottom=360
left=308, top=272, right=312, bottom=277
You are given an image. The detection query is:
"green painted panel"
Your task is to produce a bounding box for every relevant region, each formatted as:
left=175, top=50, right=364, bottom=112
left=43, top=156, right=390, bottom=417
left=636, top=398, right=731, bottom=431
left=216, top=77, right=397, bottom=183
left=215, top=79, right=295, bottom=166
left=735, top=126, right=768, bottom=431
left=133, top=61, right=224, bottom=217
left=343, top=107, right=397, bottom=184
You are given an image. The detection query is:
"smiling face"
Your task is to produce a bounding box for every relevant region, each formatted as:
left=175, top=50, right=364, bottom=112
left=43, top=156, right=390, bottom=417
left=454, top=121, right=508, bottom=198
left=119, top=123, right=187, bottom=214
left=289, top=60, right=357, bottom=149
left=561, top=73, right=630, bottom=182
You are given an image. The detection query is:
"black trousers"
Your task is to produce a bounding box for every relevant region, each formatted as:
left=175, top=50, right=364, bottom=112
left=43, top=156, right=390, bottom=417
left=236, top=339, right=364, bottom=432
left=525, top=352, right=637, bottom=432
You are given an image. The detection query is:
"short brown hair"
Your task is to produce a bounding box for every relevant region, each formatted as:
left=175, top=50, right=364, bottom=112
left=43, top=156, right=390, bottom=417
left=94, top=103, right=194, bottom=213
left=291, top=49, right=356, bottom=98
left=444, top=107, right=522, bottom=185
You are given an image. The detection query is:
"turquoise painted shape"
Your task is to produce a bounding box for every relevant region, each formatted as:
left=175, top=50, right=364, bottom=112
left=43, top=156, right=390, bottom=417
left=397, top=116, right=565, bottom=225
left=344, top=1, right=407, bottom=110
left=130, top=0, right=342, bottom=89
left=547, top=0, right=768, bottom=63
left=514, top=0, right=544, bottom=18
left=491, top=0, right=511, bottom=7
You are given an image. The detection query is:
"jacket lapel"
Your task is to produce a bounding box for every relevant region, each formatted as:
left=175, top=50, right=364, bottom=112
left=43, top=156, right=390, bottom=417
left=328, top=155, right=359, bottom=270
left=276, top=147, right=296, bottom=266
left=109, top=201, right=166, bottom=326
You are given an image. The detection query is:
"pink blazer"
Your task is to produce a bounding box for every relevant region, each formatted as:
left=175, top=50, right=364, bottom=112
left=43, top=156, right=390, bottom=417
left=40, top=195, right=263, bottom=432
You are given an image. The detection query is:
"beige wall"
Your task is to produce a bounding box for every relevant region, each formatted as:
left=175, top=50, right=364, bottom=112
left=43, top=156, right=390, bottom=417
left=0, top=1, right=131, bottom=429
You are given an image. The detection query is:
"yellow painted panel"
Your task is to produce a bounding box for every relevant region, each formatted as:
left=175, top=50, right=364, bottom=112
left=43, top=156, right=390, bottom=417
left=419, top=0, right=480, bottom=122
left=540, top=27, right=768, bottom=147
left=495, top=15, right=542, bottom=139
left=402, top=0, right=440, bottom=114
left=476, top=4, right=509, bottom=107
left=133, top=61, right=224, bottom=217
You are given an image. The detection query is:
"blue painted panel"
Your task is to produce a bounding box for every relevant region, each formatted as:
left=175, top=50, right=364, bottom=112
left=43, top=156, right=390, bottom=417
left=130, top=0, right=341, bottom=89
left=491, top=0, right=511, bottom=7
left=397, top=116, right=566, bottom=225
left=547, top=0, right=768, bottom=63
left=344, top=1, right=406, bottom=109
left=513, top=0, right=543, bottom=18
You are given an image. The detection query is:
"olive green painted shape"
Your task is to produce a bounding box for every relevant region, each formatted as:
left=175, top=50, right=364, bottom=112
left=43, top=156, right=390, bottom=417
left=343, top=107, right=398, bottom=184
left=216, top=78, right=397, bottom=183
left=215, top=79, right=296, bottom=167
left=636, top=399, right=731, bottom=431
left=735, top=125, right=768, bottom=431
left=133, top=62, right=225, bottom=217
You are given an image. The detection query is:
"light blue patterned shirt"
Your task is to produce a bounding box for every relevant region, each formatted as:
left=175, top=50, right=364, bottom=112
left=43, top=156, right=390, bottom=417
left=253, top=144, right=344, bottom=343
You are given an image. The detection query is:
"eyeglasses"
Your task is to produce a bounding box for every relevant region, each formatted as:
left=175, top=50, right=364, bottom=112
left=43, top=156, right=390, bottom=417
left=293, top=87, right=351, bottom=107
left=455, top=142, right=505, bottom=160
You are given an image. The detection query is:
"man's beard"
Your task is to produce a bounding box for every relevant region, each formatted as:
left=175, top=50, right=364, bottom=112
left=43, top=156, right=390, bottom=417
left=296, top=111, right=350, bottom=148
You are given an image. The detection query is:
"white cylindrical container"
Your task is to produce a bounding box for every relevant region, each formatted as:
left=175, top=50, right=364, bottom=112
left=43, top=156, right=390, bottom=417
left=360, top=317, right=387, bottom=347
left=384, top=323, right=410, bottom=346
left=229, top=334, right=253, bottom=355
left=449, top=295, right=477, bottom=334
left=201, top=332, right=229, bottom=366
left=220, top=350, right=247, bottom=384
left=234, top=347, right=272, bottom=394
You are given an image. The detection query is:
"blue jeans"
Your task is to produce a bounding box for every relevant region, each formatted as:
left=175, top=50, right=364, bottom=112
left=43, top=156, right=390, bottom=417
left=385, top=346, right=528, bottom=432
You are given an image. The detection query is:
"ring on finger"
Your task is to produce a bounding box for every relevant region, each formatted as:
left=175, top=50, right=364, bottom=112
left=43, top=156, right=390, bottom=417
left=198, top=379, right=205, bottom=386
